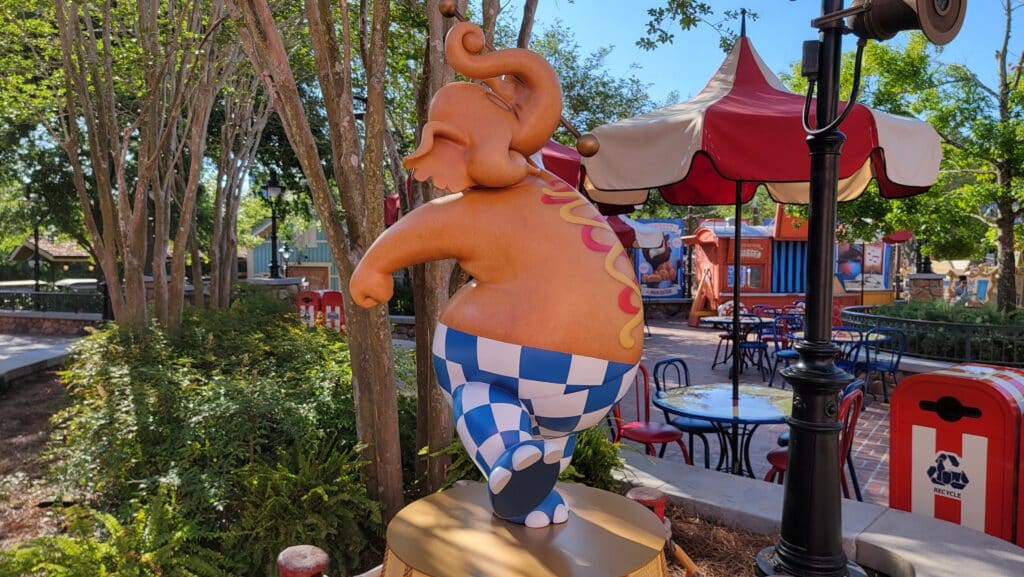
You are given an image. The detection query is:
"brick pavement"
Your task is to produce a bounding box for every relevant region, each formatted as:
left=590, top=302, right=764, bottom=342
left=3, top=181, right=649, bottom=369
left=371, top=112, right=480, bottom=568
left=632, top=319, right=891, bottom=506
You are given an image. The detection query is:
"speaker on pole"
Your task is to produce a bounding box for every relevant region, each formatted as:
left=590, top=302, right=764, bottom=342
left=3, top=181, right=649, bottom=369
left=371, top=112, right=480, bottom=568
left=848, top=0, right=967, bottom=46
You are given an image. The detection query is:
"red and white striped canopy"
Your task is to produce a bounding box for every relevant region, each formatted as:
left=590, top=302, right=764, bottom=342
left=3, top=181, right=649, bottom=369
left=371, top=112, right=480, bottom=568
left=580, top=36, right=942, bottom=212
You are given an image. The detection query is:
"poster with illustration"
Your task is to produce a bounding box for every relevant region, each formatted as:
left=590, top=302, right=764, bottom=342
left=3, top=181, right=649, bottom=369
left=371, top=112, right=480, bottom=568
left=634, top=219, right=685, bottom=300
left=835, top=241, right=891, bottom=290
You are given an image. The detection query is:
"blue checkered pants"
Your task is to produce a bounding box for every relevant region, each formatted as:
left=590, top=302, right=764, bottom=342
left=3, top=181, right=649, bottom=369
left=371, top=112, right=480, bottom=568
left=432, top=322, right=637, bottom=477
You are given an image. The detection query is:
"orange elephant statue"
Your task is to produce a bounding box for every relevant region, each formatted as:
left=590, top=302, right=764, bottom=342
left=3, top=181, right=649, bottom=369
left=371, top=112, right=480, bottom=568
left=349, top=22, right=643, bottom=528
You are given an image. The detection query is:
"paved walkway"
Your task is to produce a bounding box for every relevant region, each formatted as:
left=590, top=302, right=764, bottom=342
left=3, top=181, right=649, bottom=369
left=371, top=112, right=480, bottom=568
left=637, top=320, right=891, bottom=506
left=0, top=334, right=77, bottom=391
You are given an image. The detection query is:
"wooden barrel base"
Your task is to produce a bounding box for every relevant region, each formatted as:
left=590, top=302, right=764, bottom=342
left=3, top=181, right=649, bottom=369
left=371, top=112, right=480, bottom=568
left=383, top=482, right=668, bottom=577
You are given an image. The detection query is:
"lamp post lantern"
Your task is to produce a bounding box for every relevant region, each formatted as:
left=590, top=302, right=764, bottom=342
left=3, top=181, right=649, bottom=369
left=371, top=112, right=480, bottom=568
left=261, top=172, right=285, bottom=279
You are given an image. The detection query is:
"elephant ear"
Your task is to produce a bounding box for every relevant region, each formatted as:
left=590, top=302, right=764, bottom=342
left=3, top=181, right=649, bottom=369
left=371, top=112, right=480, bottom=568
left=404, top=121, right=475, bottom=193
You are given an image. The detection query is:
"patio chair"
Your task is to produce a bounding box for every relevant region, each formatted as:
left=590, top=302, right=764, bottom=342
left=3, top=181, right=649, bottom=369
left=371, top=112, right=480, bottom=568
left=612, top=365, right=693, bottom=464
left=738, top=314, right=770, bottom=380
left=711, top=329, right=735, bottom=369
left=764, top=388, right=864, bottom=500
left=712, top=302, right=748, bottom=369
left=652, top=358, right=717, bottom=468
left=767, top=315, right=800, bottom=388
left=860, top=326, right=907, bottom=403
left=751, top=304, right=780, bottom=318
left=830, top=326, right=864, bottom=360
left=777, top=379, right=867, bottom=500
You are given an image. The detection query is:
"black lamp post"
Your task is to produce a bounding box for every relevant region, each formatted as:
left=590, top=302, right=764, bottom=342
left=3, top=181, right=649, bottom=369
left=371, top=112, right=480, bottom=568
left=25, top=190, right=41, bottom=295
left=757, top=1, right=965, bottom=576
left=260, top=172, right=285, bottom=279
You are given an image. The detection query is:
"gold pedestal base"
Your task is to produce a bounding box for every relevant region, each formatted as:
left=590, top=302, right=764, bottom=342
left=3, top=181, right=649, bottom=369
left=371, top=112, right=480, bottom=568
left=382, top=482, right=668, bottom=577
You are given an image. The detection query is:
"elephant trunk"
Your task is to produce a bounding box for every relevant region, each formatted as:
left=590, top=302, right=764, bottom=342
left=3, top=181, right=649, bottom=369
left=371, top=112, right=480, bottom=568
left=444, top=22, right=562, bottom=156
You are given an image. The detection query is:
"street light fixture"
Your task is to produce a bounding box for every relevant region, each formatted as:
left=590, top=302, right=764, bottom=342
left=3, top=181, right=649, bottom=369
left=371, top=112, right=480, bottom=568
left=757, top=2, right=966, bottom=576
left=260, top=171, right=285, bottom=279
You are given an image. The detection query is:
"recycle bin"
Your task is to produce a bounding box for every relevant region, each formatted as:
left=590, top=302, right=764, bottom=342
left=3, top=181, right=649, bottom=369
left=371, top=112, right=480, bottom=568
left=295, top=291, right=322, bottom=328
left=319, top=290, right=346, bottom=333
left=890, top=364, right=1024, bottom=543
left=1020, top=410, right=1024, bottom=548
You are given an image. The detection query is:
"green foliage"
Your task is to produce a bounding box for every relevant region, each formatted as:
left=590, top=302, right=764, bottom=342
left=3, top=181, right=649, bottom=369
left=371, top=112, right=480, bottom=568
left=0, top=486, right=231, bottom=577
left=861, top=301, right=1024, bottom=365
left=558, top=427, right=624, bottom=492
left=45, top=289, right=385, bottom=574
left=522, top=21, right=657, bottom=145
left=441, top=425, right=624, bottom=493
left=226, top=437, right=381, bottom=577
left=637, top=2, right=753, bottom=52
left=874, top=300, right=1024, bottom=326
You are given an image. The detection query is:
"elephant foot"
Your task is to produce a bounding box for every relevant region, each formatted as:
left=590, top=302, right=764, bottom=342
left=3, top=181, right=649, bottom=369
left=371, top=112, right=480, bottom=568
left=499, top=490, right=569, bottom=528
left=488, top=440, right=560, bottom=520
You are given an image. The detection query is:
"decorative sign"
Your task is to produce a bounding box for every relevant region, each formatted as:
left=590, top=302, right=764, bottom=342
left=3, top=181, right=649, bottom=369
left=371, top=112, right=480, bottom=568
left=835, top=241, right=891, bottom=290
left=740, top=243, right=763, bottom=260
left=634, top=219, right=685, bottom=301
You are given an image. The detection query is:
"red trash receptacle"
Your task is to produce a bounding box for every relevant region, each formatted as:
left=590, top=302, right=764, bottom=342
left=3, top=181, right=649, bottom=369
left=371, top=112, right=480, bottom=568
left=320, top=290, right=346, bottom=333
left=1020, top=399, right=1024, bottom=548
left=295, top=291, right=322, bottom=328
left=891, top=363, right=1024, bottom=543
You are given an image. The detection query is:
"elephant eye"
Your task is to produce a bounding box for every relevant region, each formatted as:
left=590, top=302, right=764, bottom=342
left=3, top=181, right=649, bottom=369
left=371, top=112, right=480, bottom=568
left=485, top=92, right=514, bottom=115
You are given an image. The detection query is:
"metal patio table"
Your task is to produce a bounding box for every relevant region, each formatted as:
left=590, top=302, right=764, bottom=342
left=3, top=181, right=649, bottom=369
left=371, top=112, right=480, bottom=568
left=653, top=383, right=793, bottom=477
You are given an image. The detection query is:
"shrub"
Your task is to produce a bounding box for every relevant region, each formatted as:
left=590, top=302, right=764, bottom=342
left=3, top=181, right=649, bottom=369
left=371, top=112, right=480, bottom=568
left=224, top=437, right=381, bottom=577
left=873, top=300, right=1024, bottom=326
left=45, top=290, right=382, bottom=573
left=30, top=287, right=625, bottom=573
left=0, top=486, right=231, bottom=577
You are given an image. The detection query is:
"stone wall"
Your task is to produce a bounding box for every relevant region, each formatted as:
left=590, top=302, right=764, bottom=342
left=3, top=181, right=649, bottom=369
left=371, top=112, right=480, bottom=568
left=0, top=311, right=103, bottom=336
left=907, top=273, right=945, bottom=302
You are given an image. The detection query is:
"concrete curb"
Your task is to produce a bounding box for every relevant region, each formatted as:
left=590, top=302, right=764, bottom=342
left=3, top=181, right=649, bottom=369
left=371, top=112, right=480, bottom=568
left=0, top=351, right=68, bottom=393
left=616, top=451, right=1024, bottom=577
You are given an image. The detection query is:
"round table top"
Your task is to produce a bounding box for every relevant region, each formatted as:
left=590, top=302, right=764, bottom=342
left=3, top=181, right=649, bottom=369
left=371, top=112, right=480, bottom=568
left=653, top=384, right=792, bottom=424
left=386, top=482, right=666, bottom=577
left=700, top=316, right=775, bottom=325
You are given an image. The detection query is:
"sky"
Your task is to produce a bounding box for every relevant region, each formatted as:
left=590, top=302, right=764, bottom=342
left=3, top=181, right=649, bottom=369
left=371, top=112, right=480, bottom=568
left=513, top=0, right=1009, bottom=106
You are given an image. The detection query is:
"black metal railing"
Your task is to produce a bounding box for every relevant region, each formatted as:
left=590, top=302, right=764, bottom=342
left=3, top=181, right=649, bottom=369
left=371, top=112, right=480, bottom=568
left=0, top=290, right=105, bottom=314
left=841, top=305, right=1024, bottom=367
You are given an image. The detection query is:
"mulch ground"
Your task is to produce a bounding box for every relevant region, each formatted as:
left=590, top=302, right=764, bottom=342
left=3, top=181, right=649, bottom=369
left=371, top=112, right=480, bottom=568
left=665, top=503, right=776, bottom=577
left=0, top=371, right=67, bottom=551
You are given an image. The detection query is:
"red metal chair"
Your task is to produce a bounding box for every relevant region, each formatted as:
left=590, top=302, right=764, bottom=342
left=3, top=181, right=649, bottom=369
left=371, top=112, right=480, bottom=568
left=612, top=365, right=693, bottom=464
left=764, top=388, right=864, bottom=499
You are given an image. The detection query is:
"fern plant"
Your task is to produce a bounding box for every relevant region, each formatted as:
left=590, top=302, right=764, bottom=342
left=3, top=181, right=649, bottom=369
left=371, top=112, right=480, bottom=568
left=0, top=486, right=231, bottom=577
left=223, top=436, right=382, bottom=577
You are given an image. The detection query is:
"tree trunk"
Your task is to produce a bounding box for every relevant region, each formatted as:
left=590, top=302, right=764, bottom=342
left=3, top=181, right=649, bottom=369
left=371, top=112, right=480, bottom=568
left=996, top=178, right=1017, bottom=310
left=233, top=0, right=404, bottom=521
left=481, top=0, right=499, bottom=41
left=517, top=0, right=538, bottom=48
left=190, top=227, right=205, bottom=309
left=409, top=0, right=463, bottom=494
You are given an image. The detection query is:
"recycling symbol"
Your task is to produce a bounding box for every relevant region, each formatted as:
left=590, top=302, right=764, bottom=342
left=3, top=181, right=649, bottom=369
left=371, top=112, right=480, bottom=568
left=927, top=452, right=969, bottom=491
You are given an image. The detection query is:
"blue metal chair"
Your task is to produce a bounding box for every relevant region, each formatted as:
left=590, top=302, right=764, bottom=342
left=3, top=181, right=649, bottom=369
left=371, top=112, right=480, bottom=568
left=767, top=314, right=801, bottom=388
left=830, top=326, right=864, bottom=360
left=652, top=358, right=718, bottom=468
left=738, top=314, right=770, bottom=381
left=861, top=327, right=907, bottom=403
